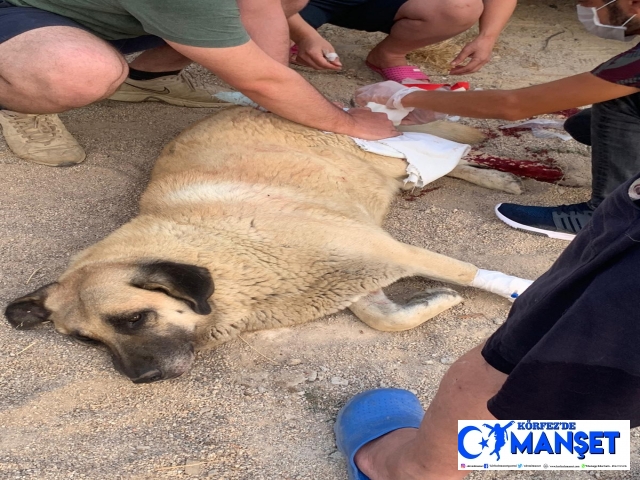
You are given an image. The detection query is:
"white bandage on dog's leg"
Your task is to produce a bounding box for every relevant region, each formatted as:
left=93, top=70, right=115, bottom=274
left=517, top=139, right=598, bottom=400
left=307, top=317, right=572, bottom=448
left=470, top=269, right=534, bottom=302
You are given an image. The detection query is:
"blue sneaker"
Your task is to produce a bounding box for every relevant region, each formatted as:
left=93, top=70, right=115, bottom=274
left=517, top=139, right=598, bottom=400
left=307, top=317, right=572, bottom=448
left=495, top=202, right=594, bottom=241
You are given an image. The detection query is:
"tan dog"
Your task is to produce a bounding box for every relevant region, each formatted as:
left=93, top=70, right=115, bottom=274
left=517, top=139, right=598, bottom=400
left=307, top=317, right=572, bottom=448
left=5, top=108, right=531, bottom=383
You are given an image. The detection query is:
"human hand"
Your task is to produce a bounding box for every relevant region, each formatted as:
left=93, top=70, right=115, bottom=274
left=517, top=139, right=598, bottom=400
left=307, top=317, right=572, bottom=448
left=450, top=36, right=497, bottom=75
left=346, top=107, right=400, bottom=140
left=293, top=34, right=342, bottom=70
left=354, top=81, right=422, bottom=109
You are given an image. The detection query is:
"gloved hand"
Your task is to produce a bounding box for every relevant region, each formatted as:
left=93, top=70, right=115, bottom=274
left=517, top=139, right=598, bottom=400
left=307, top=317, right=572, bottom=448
left=355, top=81, right=447, bottom=125
left=355, top=81, right=423, bottom=109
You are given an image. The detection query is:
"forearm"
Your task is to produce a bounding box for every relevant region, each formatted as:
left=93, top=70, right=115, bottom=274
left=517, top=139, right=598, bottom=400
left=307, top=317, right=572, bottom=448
left=168, top=40, right=396, bottom=139
left=237, top=68, right=355, bottom=133
left=478, top=0, right=517, bottom=39
left=402, top=90, right=522, bottom=120
left=288, top=14, right=322, bottom=44
left=401, top=73, right=640, bottom=120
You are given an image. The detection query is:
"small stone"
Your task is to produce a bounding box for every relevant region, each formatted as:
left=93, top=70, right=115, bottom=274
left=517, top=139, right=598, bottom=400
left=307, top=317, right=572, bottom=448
left=288, top=358, right=303, bottom=366
left=257, top=386, right=266, bottom=394
left=492, top=317, right=504, bottom=325
left=285, top=374, right=307, bottom=388
left=440, top=356, right=456, bottom=365
left=306, top=370, right=318, bottom=382
left=331, top=376, right=349, bottom=386
left=425, top=360, right=434, bottom=365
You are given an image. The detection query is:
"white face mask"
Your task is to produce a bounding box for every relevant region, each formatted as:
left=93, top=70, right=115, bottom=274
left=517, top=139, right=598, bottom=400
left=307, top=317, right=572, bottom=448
left=577, top=0, right=637, bottom=42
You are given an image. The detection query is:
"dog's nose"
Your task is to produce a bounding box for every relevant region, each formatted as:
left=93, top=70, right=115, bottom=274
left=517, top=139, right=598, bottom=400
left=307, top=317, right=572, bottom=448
left=131, top=369, right=163, bottom=384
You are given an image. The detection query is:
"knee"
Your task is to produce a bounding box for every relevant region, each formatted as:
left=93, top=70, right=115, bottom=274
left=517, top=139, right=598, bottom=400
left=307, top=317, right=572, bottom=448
left=427, top=0, right=484, bottom=30
left=282, top=0, right=308, bottom=17
left=37, top=46, right=127, bottom=110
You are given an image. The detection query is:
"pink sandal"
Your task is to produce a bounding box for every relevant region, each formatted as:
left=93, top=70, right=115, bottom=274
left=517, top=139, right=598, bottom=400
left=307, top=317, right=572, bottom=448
left=366, top=61, right=430, bottom=83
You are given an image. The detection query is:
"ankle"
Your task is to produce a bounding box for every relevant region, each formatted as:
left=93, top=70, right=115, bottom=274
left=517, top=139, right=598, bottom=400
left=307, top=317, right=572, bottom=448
left=366, top=48, right=408, bottom=69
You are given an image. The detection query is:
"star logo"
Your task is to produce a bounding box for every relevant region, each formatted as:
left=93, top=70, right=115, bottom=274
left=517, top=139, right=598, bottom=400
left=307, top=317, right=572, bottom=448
left=479, top=437, right=489, bottom=449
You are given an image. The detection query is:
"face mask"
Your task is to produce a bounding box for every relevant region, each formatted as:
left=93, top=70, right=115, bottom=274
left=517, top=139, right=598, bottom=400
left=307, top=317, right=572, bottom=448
left=577, top=0, right=637, bottom=42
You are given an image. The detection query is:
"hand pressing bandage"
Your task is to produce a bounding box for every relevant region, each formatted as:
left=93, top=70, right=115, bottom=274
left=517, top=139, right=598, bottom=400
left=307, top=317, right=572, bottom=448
left=356, top=80, right=423, bottom=110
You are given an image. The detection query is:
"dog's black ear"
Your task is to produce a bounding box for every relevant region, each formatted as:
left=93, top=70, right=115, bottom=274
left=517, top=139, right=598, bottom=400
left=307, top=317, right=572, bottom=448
left=132, top=261, right=214, bottom=315
left=5, top=283, right=55, bottom=329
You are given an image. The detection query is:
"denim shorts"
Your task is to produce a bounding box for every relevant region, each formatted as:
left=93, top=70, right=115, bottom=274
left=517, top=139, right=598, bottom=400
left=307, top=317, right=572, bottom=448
left=300, top=0, right=408, bottom=33
left=482, top=172, right=640, bottom=426
left=0, top=0, right=165, bottom=54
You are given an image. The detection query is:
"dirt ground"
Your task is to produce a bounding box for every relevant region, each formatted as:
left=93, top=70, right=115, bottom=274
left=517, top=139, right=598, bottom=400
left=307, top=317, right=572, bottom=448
left=1, top=1, right=638, bottom=479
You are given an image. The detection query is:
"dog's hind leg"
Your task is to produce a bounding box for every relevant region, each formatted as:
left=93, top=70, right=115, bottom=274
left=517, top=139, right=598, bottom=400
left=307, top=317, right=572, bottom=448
left=347, top=232, right=533, bottom=300
left=349, top=288, right=463, bottom=332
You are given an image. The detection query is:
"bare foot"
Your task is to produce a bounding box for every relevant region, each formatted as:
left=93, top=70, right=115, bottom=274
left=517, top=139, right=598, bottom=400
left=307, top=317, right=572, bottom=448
left=354, top=428, right=420, bottom=480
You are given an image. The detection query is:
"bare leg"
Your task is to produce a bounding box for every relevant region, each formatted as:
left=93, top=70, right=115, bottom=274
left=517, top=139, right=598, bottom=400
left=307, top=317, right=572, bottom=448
left=355, top=344, right=506, bottom=480
left=0, top=26, right=128, bottom=113
left=128, top=44, right=193, bottom=72
left=367, top=0, right=484, bottom=69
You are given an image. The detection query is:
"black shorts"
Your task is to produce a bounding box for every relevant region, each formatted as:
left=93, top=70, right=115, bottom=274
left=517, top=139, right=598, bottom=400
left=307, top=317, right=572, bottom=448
left=483, top=172, right=640, bottom=427
left=0, top=0, right=164, bottom=54
left=299, top=0, right=409, bottom=34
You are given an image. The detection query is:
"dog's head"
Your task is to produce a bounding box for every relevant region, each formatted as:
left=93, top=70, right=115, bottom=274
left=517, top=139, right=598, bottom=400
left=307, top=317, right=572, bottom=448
left=4, top=261, right=214, bottom=383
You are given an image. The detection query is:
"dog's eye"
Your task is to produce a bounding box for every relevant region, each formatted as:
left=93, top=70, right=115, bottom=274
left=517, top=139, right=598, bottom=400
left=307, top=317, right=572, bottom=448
left=127, top=312, right=147, bottom=329
left=104, top=310, right=152, bottom=332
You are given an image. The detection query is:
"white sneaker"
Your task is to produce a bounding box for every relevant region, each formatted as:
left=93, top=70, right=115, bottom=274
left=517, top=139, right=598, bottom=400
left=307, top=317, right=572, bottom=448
left=0, top=110, right=85, bottom=167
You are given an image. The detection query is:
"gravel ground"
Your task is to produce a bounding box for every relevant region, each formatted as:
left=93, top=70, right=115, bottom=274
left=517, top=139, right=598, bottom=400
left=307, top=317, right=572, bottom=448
left=1, top=1, right=638, bottom=478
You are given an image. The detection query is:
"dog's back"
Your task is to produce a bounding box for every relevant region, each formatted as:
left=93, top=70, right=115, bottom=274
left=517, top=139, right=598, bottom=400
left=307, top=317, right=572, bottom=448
left=143, top=107, right=408, bottom=226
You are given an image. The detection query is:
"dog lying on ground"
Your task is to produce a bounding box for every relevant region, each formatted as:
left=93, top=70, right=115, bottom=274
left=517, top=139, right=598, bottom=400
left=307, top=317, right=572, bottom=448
left=5, top=108, right=531, bottom=383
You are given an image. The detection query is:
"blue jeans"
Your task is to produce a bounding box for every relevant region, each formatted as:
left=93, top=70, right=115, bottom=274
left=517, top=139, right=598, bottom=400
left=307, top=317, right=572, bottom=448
left=564, top=92, right=640, bottom=208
